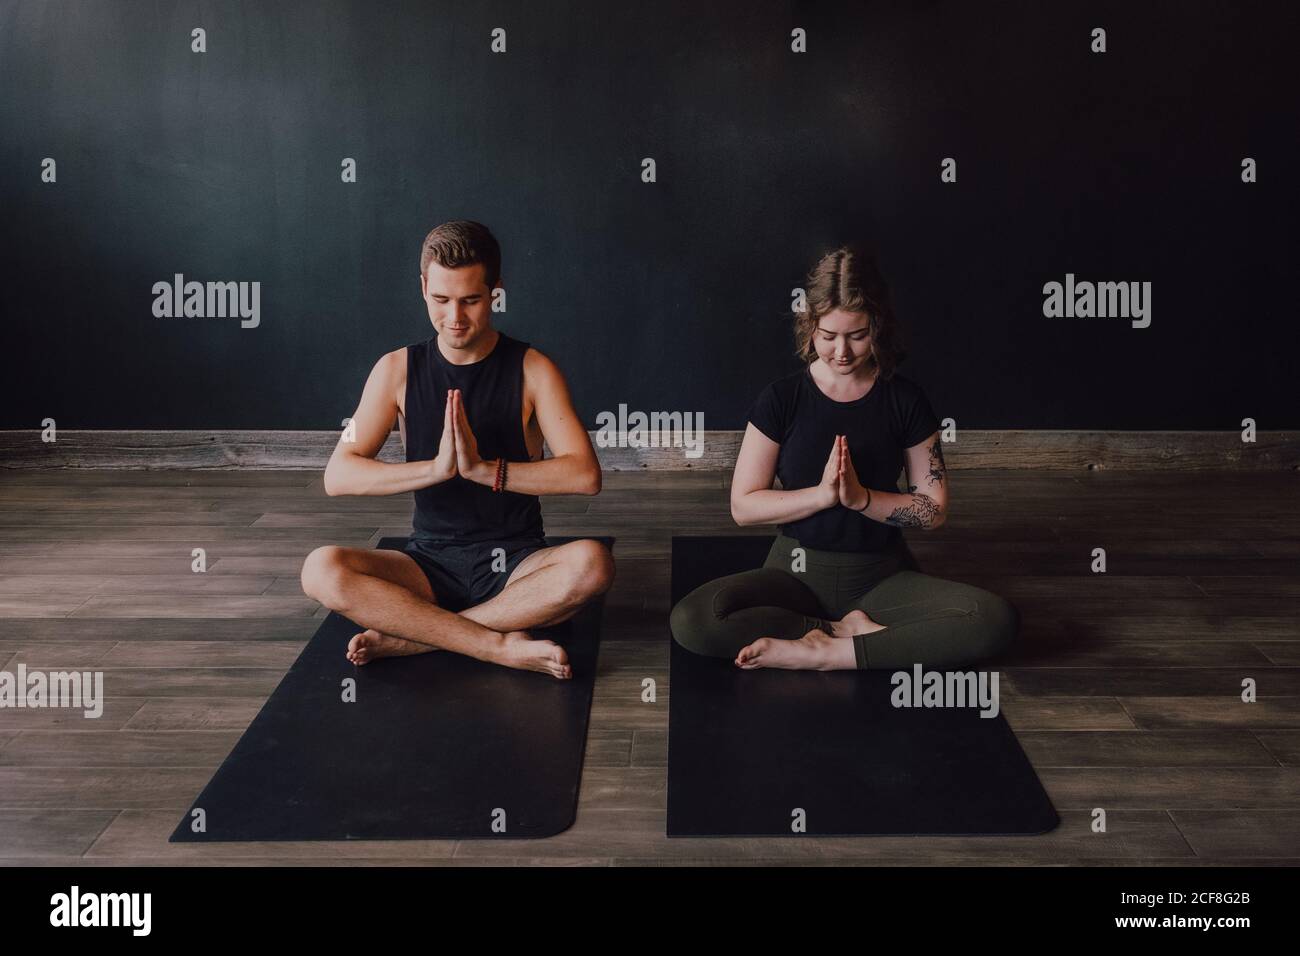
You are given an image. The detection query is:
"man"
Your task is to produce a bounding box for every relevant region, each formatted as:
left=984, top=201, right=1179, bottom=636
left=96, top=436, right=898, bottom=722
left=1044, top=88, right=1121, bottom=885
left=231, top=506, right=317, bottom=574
left=300, top=220, right=614, bottom=679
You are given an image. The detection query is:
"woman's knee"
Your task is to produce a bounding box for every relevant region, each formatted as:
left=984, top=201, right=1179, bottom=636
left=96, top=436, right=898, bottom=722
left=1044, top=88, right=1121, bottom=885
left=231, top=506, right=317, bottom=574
left=973, top=591, right=1020, bottom=661
left=669, top=574, right=755, bottom=657
left=669, top=589, right=721, bottom=656
left=670, top=568, right=818, bottom=658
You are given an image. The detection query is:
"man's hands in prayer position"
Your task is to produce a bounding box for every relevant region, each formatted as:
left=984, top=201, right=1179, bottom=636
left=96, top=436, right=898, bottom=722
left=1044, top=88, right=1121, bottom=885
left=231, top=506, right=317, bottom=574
left=429, top=392, right=459, bottom=484
left=447, top=388, right=497, bottom=486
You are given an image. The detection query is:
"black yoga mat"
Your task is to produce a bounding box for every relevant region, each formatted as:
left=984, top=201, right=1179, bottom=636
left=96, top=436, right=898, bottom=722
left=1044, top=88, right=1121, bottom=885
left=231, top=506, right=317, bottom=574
left=668, top=535, right=1059, bottom=837
left=170, top=535, right=611, bottom=842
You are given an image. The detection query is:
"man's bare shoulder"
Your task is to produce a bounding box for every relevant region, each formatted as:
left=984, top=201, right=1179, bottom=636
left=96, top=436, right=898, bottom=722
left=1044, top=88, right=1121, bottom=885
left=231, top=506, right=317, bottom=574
left=383, top=345, right=408, bottom=375
left=522, top=345, right=566, bottom=383
left=369, top=347, right=408, bottom=410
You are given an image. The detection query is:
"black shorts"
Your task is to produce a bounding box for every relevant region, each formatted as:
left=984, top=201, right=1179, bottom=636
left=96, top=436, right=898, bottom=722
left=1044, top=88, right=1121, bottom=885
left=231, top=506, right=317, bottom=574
left=402, top=536, right=548, bottom=613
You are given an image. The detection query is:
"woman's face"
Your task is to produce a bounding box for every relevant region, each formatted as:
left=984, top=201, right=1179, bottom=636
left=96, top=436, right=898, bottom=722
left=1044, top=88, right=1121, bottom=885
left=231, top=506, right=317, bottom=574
left=813, top=308, right=873, bottom=374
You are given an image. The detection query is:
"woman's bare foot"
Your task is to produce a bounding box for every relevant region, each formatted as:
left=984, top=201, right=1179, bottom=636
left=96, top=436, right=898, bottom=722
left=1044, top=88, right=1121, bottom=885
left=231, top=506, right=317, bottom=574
left=735, top=627, right=857, bottom=671
left=829, top=608, right=888, bottom=638
left=494, top=630, right=572, bottom=680
left=346, top=628, right=438, bottom=665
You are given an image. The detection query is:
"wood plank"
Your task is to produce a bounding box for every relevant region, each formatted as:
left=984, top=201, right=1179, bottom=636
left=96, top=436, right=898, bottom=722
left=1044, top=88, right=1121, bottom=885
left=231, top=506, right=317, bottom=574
left=608, top=856, right=1298, bottom=867
left=593, top=641, right=668, bottom=669
left=0, top=542, right=368, bottom=559
left=1049, top=522, right=1300, bottom=542
left=0, top=618, right=322, bottom=642
left=631, top=730, right=667, bottom=767
left=0, top=810, right=119, bottom=857
left=999, top=697, right=1138, bottom=731
left=969, top=576, right=1216, bottom=600
left=0, top=512, right=284, bottom=527
left=0, top=698, right=145, bottom=730
left=1003, top=640, right=1273, bottom=668
left=85, top=810, right=457, bottom=860
left=449, top=808, right=1191, bottom=861
left=122, top=698, right=262, bottom=731
left=1063, top=617, right=1299, bottom=643
left=1121, top=697, right=1300, bottom=729
left=1039, top=768, right=1300, bottom=808
left=0, top=557, right=277, bottom=575
left=1003, top=668, right=1300, bottom=697
left=41, top=668, right=287, bottom=696
left=1254, top=731, right=1300, bottom=766
left=69, top=596, right=320, bottom=618
left=589, top=698, right=668, bottom=731
left=1015, top=730, right=1277, bottom=767
left=583, top=730, right=634, bottom=768
left=0, top=766, right=214, bottom=808
left=0, top=527, right=384, bottom=542
left=1169, top=810, right=1300, bottom=857
left=907, top=547, right=1294, bottom=578
left=0, top=641, right=119, bottom=668
left=1257, top=643, right=1300, bottom=665
left=0, top=471, right=317, bottom=487
left=0, top=574, right=278, bottom=596
left=0, top=730, right=241, bottom=767
left=0, top=856, right=614, bottom=866
left=0, top=597, right=94, bottom=616
left=4, top=430, right=1295, bottom=470
left=250, top=513, right=414, bottom=529
left=99, top=641, right=305, bottom=668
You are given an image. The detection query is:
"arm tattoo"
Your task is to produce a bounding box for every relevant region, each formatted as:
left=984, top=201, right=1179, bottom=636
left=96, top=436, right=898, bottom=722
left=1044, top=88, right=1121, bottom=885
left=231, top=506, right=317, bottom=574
left=926, top=437, right=947, bottom=486
left=893, top=437, right=946, bottom=527
left=885, top=493, right=941, bottom=528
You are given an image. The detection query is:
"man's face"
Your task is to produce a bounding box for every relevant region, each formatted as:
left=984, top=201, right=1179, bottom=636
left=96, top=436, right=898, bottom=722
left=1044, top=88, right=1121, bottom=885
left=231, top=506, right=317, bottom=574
left=813, top=308, right=873, bottom=374
left=420, top=261, right=496, bottom=349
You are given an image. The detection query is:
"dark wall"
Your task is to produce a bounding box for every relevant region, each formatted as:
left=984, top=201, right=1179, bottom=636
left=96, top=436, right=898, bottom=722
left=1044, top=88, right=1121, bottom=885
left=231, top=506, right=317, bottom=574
left=2, top=0, right=1295, bottom=430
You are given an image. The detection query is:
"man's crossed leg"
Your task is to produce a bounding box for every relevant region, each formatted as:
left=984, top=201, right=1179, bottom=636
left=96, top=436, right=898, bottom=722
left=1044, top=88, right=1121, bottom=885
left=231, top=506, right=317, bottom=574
left=300, top=538, right=614, bottom=680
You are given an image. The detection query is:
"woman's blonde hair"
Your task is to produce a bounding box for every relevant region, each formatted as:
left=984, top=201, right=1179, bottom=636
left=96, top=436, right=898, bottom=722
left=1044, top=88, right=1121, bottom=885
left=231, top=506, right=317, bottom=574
left=794, top=244, right=907, bottom=380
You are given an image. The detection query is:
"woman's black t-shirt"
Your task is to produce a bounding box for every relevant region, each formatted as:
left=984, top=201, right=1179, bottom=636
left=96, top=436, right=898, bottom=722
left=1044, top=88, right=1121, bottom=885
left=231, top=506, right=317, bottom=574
left=746, top=366, right=941, bottom=553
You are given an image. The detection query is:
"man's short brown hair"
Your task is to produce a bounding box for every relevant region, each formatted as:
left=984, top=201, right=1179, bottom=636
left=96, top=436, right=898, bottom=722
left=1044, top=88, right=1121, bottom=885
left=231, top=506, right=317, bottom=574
left=419, top=220, right=501, bottom=289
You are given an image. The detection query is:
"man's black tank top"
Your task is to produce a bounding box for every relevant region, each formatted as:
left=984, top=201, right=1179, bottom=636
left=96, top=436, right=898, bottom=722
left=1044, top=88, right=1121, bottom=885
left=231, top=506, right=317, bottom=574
left=405, top=331, right=545, bottom=543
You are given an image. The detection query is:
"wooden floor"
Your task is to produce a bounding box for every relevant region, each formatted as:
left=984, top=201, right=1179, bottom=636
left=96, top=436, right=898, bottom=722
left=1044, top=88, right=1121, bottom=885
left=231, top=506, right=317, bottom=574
left=0, top=467, right=1297, bottom=866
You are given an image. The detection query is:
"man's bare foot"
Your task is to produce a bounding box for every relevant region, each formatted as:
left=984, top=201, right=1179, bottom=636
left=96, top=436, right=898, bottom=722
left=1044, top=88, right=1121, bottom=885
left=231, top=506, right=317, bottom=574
left=346, top=628, right=438, bottom=665
left=735, top=627, right=857, bottom=671
left=829, top=608, right=888, bottom=638
left=494, top=630, right=572, bottom=679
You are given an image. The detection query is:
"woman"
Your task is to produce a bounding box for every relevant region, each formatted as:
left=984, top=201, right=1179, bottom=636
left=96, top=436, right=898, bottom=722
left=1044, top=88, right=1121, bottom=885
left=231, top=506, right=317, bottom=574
left=669, top=245, right=1020, bottom=671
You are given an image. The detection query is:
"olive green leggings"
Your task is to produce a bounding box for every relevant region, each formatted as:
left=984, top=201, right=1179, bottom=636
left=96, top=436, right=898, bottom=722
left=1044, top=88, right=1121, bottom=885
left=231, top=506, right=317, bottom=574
left=669, top=534, right=1020, bottom=669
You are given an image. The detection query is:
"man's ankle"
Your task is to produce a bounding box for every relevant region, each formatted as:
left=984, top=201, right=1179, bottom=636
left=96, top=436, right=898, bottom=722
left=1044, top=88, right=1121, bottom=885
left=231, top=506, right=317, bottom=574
left=479, top=629, right=509, bottom=663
